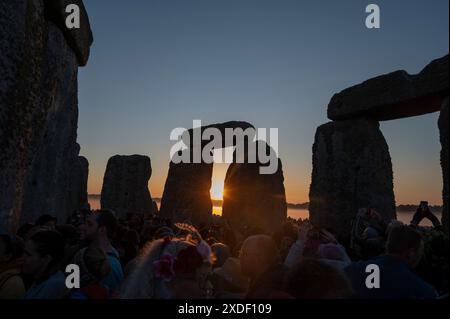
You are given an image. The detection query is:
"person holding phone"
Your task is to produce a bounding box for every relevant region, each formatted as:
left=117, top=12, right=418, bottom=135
left=410, top=201, right=441, bottom=228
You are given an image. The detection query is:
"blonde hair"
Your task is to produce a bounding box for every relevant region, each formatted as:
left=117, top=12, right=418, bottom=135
left=120, top=238, right=196, bottom=299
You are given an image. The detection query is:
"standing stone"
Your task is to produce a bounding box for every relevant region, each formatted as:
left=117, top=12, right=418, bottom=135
left=20, top=21, right=84, bottom=224
left=160, top=159, right=213, bottom=227
left=101, top=155, right=153, bottom=218
left=222, top=141, right=287, bottom=235
left=439, top=97, right=449, bottom=232
left=0, top=0, right=47, bottom=233
left=159, top=121, right=254, bottom=228
left=0, top=0, right=92, bottom=233
left=70, top=156, right=90, bottom=212
left=309, top=118, right=396, bottom=242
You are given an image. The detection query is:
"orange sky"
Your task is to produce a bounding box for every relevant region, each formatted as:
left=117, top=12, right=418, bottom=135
left=87, top=160, right=443, bottom=206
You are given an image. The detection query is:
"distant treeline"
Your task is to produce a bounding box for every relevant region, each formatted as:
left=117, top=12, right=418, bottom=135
left=88, top=195, right=442, bottom=212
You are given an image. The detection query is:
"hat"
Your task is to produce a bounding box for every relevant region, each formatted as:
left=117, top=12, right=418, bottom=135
left=213, top=257, right=249, bottom=291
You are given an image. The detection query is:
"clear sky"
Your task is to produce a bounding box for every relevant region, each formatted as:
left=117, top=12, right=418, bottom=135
left=78, top=0, right=449, bottom=205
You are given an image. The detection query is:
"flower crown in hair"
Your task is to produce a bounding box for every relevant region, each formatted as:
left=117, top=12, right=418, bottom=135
left=153, top=224, right=212, bottom=282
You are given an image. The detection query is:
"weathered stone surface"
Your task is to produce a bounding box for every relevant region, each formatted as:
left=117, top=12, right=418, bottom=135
left=328, top=55, right=449, bottom=121
left=20, top=22, right=85, bottom=224
left=101, top=155, right=153, bottom=218
left=0, top=0, right=46, bottom=233
left=160, top=121, right=254, bottom=227
left=222, top=141, right=287, bottom=235
left=43, top=0, right=93, bottom=66
left=439, top=97, right=449, bottom=232
left=0, top=0, right=92, bottom=233
left=1, top=1, right=57, bottom=231
left=309, top=118, right=396, bottom=242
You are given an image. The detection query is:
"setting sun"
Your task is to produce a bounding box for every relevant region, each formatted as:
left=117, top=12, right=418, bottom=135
left=210, top=180, right=224, bottom=200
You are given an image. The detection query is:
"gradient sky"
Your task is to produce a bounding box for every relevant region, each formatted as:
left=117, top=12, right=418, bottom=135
left=78, top=0, right=449, bottom=205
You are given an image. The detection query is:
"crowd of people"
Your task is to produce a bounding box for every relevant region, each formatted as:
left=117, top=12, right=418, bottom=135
left=0, top=203, right=448, bottom=299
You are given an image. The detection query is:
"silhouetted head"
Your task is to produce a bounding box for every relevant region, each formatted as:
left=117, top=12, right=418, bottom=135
left=419, top=201, right=429, bottom=211
left=85, top=210, right=118, bottom=243
left=287, top=258, right=353, bottom=299
left=73, top=244, right=111, bottom=286
left=239, top=235, right=279, bottom=281
left=23, top=231, right=64, bottom=282
left=386, top=225, right=423, bottom=268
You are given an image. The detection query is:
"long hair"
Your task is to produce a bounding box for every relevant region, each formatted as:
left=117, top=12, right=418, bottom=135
left=120, top=238, right=195, bottom=299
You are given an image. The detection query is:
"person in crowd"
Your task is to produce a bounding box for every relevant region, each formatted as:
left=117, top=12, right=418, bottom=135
left=84, top=209, right=124, bottom=294
left=117, top=229, right=140, bottom=269
left=316, top=243, right=352, bottom=269
left=67, top=209, right=92, bottom=245
left=69, top=244, right=112, bottom=299
left=350, top=208, right=387, bottom=259
left=212, top=257, right=249, bottom=298
left=344, top=225, right=438, bottom=299
left=287, top=258, right=353, bottom=299
left=56, top=224, right=81, bottom=270
left=211, top=243, right=231, bottom=269
left=120, top=224, right=213, bottom=299
left=23, top=230, right=67, bottom=299
left=34, top=214, right=57, bottom=230
left=284, top=220, right=311, bottom=268
left=284, top=220, right=351, bottom=269
left=411, top=201, right=441, bottom=228
left=0, top=235, right=26, bottom=299
left=239, top=235, right=287, bottom=299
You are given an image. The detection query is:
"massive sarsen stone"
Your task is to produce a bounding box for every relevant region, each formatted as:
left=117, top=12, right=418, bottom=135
left=20, top=20, right=88, bottom=224
left=439, top=97, right=449, bottom=232
left=222, top=141, right=287, bottom=235
left=309, top=118, right=396, bottom=242
left=0, top=0, right=47, bottom=233
left=43, top=0, right=93, bottom=66
left=0, top=0, right=92, bottom=232
left=159, top=121, right=255, bottom=227
left=159, top=160, right=213, bottom=227
left=101, top=155, right=153, bottom=218
left=328, top=55, right=449, bottom=121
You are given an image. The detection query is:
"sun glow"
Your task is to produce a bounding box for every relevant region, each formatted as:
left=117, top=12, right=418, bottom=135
left=210, top=180, right=224, bottom=200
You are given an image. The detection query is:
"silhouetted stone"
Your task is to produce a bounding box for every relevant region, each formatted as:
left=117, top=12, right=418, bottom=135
left=159, top=159, right=213, bottom=226
left=101, top=155, right=153, bottom=218
left=222, top=141, right=287, bottom=235
left=439, top=97, right=449, bottom=232
left=160, top=121, right=254, bottom=227
left=182, top=121, right=255, bottom=150
left=328, top=55, right=449, bottom=121
left=70, top=156, right=90, bottom=211
left=309, top=118, right=396, bottom=242
left=43, top=0, right=93, bottom=66
left=0, top=0, right=92, bottom=232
